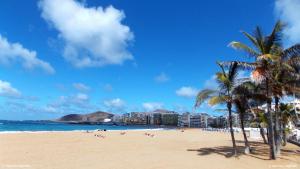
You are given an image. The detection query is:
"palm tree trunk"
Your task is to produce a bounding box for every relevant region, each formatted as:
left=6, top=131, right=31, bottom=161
left=274, top=97, right=281, bottom=156
left=279, top=104, right=283, bottom=146
left=266, top=79, right=276, bottom=160
left=258, top=123, right=268, bottom=144
left=267, top=127, right=270, bottom=143
left=282, top=123, right=287, bottom=146
left=227, top=102, right=237, bottom=156
left=239, top=112, right=250, bottom=154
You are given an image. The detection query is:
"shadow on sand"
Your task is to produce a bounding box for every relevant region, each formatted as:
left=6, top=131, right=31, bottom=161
left=187, top=140, right=300, bottom=160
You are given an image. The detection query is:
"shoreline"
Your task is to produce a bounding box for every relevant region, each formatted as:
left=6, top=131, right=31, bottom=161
left=0, top=128, right=170, bottom=134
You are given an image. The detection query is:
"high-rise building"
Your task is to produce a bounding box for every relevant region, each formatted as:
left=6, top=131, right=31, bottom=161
left=189, top=114, right=201, bottom=128
left=178, top=112, right=190, bottom=127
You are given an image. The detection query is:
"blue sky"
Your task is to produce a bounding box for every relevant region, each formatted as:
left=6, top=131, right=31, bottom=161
left=0, top=0, right=299, bottom=120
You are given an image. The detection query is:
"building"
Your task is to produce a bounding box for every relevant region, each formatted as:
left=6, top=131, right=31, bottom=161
left=152, top=109, right=178, bottom=126
left=288, top=99, right=300, bottom=127
left=213, top=116, right=227, bottom=128
left=231, top=113, right=240, bottom=127
left=178, top=112, right=190, bottom=127
left=189, top=114, right=201, bottom=128
left=152, top=113, right=162, bottom=125
left=200, top=113, right=209, bottom=128
left=112, top=114, right=122, bottom=123
left=161, top=113, right=178, bottom=126
left=259, top=99, right=300, bottom=129
left=122, top=113, right=131, bottom=124
left=177, top=113, right=209, bottom=128
left=129, top=112, right=149, bottom=125
left=207, top=116, right=215, bottom=127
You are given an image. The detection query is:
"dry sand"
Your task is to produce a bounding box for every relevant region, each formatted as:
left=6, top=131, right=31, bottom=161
left=0, top=129, right=299, bottom=169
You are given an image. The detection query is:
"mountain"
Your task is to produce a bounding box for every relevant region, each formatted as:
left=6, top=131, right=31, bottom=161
left=56, top=111, right=114, bottom=124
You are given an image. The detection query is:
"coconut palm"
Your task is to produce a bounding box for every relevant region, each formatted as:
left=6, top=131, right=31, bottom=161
left=279, top=103, right=300, bottom=146
left=228, top=20, right=289, bottom=159
left=195, top=61, right=239, bottom=156
left=233, top=91, right=251, bottom=153
left=279, top=103, right=293, bottom=146
left=233, top=80, right=272, bottom=151
left=251, top=108, right=268, bottom=144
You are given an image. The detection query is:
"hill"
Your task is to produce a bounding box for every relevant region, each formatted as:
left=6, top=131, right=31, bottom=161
left=56, top=111, right=114, bottom=124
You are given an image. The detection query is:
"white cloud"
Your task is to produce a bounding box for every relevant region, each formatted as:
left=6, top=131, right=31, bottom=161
left=39, top=0, right=134, bottom=68
left=154, top=72, right=170, bottom=83
left=103, top=98, right=126, bottom=112
left=176, top=86, right=199, bottom=98
left=142, top=102, right=163, bottom=112
left=73, top=83, right=90, bottom=92
left=0, top=80, right=21, bottom=98
left=0, top=35, right=55, bottom=74
left=275, top=0, right=300, bottom=44
left=50, top=93, right=90, bottom=109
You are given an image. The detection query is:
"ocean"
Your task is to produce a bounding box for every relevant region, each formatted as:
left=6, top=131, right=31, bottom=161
left=0, top=120, right=162, bottom=132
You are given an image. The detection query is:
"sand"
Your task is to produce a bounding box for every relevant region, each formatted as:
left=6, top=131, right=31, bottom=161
left=0, top=129, right=299, bottom=169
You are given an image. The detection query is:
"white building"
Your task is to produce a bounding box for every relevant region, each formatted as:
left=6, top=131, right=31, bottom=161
left=190, top=114, right=201, bottom=128
left=178, top=113, right=209, bottom=128
left=178, top=112, right=190, bottom=127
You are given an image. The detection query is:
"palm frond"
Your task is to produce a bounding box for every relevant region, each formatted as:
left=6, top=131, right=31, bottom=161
left=208, top=96, right=226, bottom=106
left=219, top=61, right=257, bottom=70
left=229, top=41, right=259, bottom=57
left=282, top=44, right=300, bottom=59
left=242, top=31, right=259, bottom=48
left=265, top=21, right=284, bottom=53
left=216, top=61, right=226, bottom=76
left=194, top=89, right=216, bottom=107
left=254, top=26, right=265, bottom=54
left=228, top=61, right=240, bottom=83
left=214, top=108, right=236, bottom=113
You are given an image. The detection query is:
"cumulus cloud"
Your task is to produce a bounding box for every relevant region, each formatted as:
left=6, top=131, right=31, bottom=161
left=154, top=72, right=170, bottom=83
left=73, top=83, right=90, bottom=92
left=142, top=102, right=163, bottom=112
left=176, top=86, right=199, bottom=98
left=0, top=80, right=21, bottom=98
left=39, top=0, right=134, bottom=68
left=275, top=0, right=300, bottom=44
left=0, top=35, right=55, bottom=74
left=103, top=98, right=126, bottom=112
left=50, top=93, right=90, bottom=110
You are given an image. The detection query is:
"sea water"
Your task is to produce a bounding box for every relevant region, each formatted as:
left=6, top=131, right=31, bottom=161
left=0, top=120, right=162, bottom=132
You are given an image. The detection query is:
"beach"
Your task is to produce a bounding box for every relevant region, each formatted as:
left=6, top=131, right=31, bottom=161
left=0, top=129, right=299, bottom=169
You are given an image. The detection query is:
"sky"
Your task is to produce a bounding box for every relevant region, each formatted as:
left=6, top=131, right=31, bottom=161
left=0, top=0, right=300, bottom=120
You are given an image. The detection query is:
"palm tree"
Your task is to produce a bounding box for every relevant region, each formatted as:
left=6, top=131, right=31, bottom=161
left=195, top=61, right=239, bottom=156
left=279, top=103, right=300, bottom=146
left=251, top=108, right=268, bottom=144
left=233, top=80, right=272, bottom=152
left=233, top=93, right=251, bottom=153
left=228, top=21, right=286, bottom=159
left=266, top=43, right=300, bottom=154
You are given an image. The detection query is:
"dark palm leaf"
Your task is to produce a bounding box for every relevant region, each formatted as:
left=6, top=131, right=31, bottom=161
left=219, top=61, right=257, bottom=70
left=254, top=26, right=265, bottom=54
left=282, top=44, right=300, bottom=59
left=265, top=21, right=284, bottom=53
